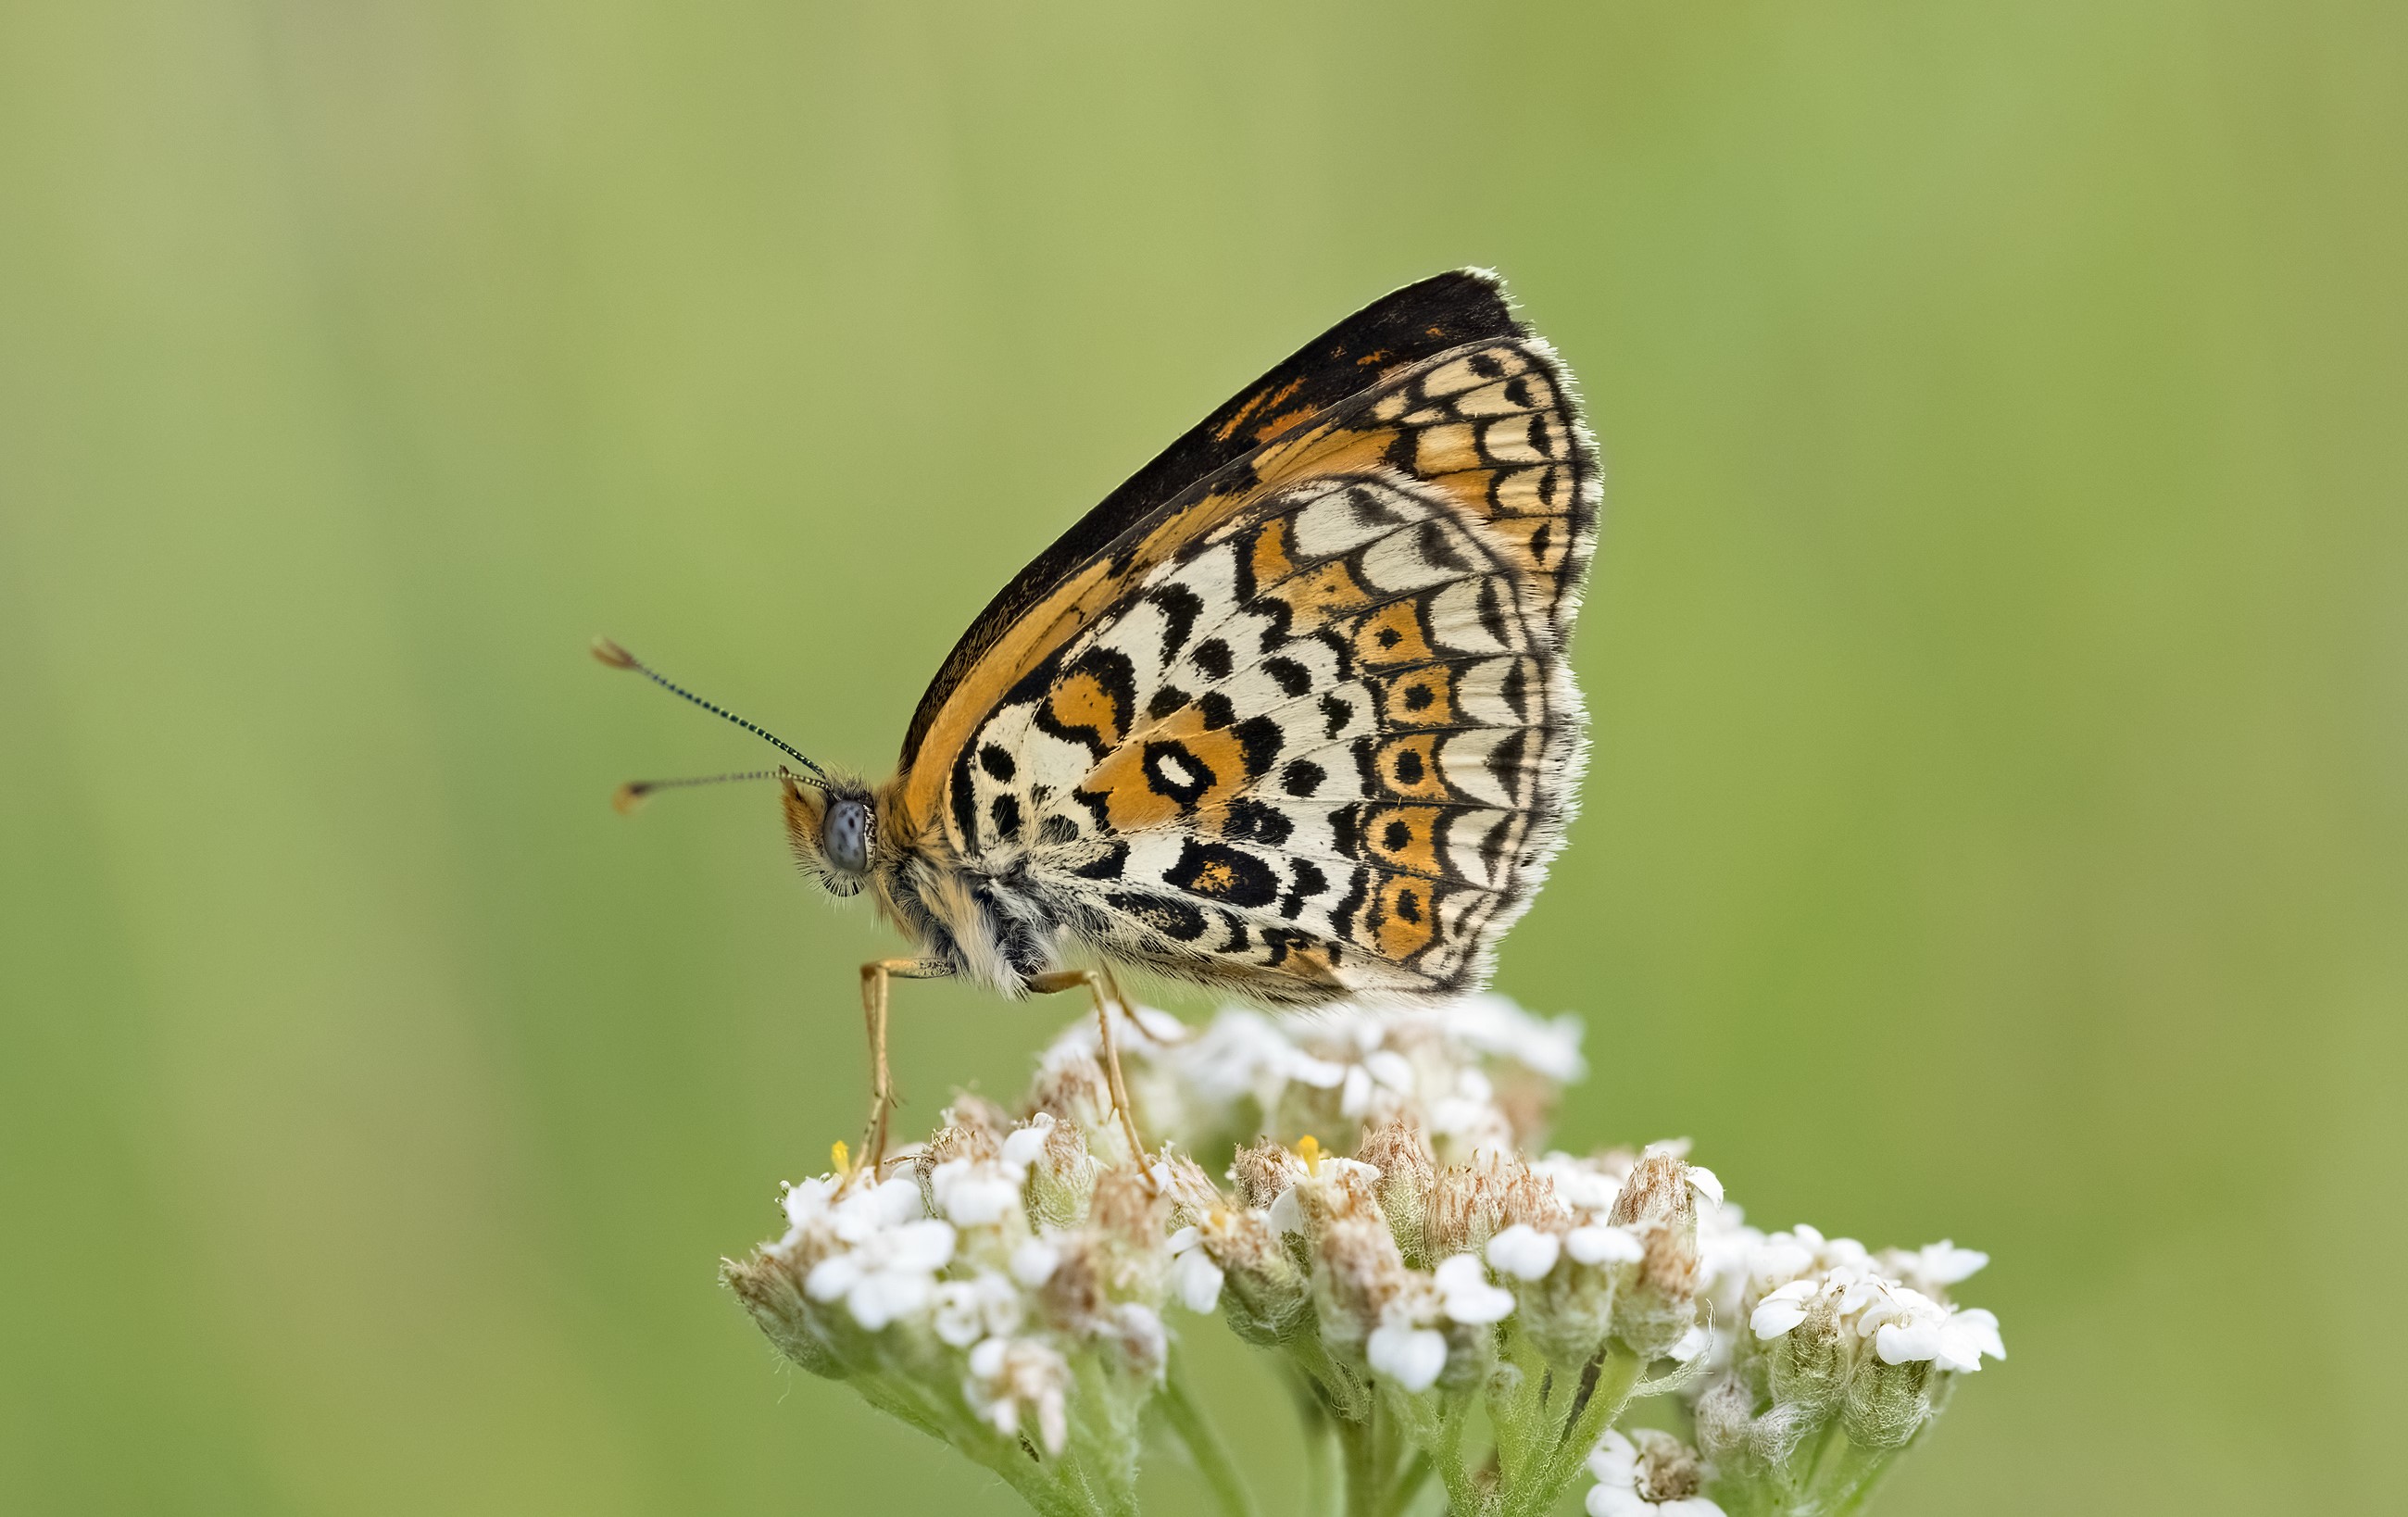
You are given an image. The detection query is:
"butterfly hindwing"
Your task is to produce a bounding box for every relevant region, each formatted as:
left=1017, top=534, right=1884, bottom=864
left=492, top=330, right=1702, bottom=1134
left=949, top=466, right=1586, bottom=1002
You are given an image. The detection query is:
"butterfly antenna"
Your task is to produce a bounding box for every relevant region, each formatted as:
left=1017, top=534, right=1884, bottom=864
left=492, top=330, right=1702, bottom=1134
left=591, top=637, right=832, bottom=786
left=611, top=769, right=785, bottom=815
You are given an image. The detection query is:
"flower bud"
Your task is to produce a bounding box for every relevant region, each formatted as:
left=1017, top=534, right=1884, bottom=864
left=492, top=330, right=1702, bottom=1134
left=1313, top=1211, right=1412, bottom=1351
left=1289, top=1155, right=1385, bottom=1238
left=918, top=1121, right=1001, bottom=1172
left=1036, top=1235, right=1111, bottom=1334
left=1504, top=1225, right=1614, bottom=1369
left=1357, top=1118, right=1437, bottom=1268
left=1691, top=1373, right=1758, bottom=1465
left=1229, top=1136, right=1307, bottom=1211
left=1606, top=1153, right=1700, bottom=1359
left=1841, top=1354, right=1934, bottom=1449
left=1198, top=1207, right=1311, bottom=1346
left=1765, top=1287, right=1852, bottom=1424
left=939, top=1093, right=1015, bottom=1142
left=1027, top=1052, right=1137, bottom=1166
left=1022, top=1115, right=1097, bottom=1230
left=722, top=1252, right=847, bottom=1380
left=1085, top=1165, right=1171, bottom=1298
left=1151, top=1151, right=1224, bottom=1228
left=1426, top=1151, right=1554, bottom=1260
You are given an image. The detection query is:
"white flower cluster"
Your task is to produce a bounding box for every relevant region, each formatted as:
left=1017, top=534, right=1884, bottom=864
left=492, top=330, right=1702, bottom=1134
left=729, top=997, right=2002, bottom=1517
left=727, top=1057, right=1179, bottom=1515
left=1748, top=1231, right=2003, bottom=1375
left=1676, top=1215, right=2006, bottom=1510
left=1045, top=993, right=1584, bottom=1163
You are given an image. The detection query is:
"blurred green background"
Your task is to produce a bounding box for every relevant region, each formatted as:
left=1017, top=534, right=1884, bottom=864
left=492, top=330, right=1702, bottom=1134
left=3, top=2, right=2401, bottom=1512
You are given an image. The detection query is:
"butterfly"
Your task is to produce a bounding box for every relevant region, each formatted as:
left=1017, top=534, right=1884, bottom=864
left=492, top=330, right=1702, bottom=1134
left=600, top=269, right=1599, bottom=1172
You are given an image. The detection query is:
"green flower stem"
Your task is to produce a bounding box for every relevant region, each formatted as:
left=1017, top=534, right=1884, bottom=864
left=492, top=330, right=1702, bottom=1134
left=1488, top=1335, right=1549, bottom=1490
left=1160, top=1348, right=1259, bottom=1517
left=1338, top=1410, right=1383, bottom=1517
left=1793, top=1433, right=1896, bottom=1517
left=1496, top=1345, right=1642, bottom=1517
left=1428, top=1395, right=1480, bottom=1516
left=1383, top=1451, right=1433, bottom=1517
left=851, top=1372, right=1090, bottom=1517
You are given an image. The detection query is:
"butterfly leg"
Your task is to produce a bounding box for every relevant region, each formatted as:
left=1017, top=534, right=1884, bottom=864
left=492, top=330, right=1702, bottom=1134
left=1025, top=967, right=1153, bottom=1176
left=859, top=957, right=950, bottom=1181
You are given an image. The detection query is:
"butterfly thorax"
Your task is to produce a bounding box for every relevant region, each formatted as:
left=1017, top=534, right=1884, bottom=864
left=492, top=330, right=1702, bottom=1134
left=782, top=766, right=1064, bottom=997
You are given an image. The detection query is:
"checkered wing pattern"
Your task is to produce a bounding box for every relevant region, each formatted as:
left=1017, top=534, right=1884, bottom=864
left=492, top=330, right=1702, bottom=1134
left=936, top=327, right=1595, bottom=1001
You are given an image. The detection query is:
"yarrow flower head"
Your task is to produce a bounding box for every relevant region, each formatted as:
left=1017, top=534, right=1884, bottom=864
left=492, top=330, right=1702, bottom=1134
left=1587, top=1428, right=1725, bottom=1517
left=727, top=996, right=2003, bottom=1517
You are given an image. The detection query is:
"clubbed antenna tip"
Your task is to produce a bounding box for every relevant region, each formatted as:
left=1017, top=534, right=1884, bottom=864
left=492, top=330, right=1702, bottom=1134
left=591, top=635, right=639, bottom=670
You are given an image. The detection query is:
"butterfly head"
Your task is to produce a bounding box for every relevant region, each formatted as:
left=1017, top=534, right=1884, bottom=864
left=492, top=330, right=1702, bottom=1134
left=781, top=769, right=876, bottom=897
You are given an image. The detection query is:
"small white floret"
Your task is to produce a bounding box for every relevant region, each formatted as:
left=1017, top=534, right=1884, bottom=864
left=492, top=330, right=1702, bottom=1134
left=1486, top=1223, right=1562, bottom=1281
left=1366, top=1319, right=1449, bottom=1392
left=1568, top=1223, right=1645, bottom=1266
left=1168, top=1229, right=1225, bottom=1313
left=998, top=1112, right=1055, bottom=1171
left=1434, top=1253, right=1516, bottom=1324
left=1750, top=1280, right=1817, bottom=1338
left=1908, top=1240, right=1989, bottom=1285
left=931, top=1159, right=1022, bottom=1227
left=1268, top=1186, right=1303, bottom=1236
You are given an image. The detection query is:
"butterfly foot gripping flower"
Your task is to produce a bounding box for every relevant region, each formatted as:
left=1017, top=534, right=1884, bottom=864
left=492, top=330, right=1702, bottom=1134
left=728, top=996, right=2004, bottom=1517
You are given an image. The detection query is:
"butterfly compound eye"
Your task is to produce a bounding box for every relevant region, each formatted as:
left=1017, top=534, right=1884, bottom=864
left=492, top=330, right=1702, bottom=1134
left=822, top=798, right=871, bottom=876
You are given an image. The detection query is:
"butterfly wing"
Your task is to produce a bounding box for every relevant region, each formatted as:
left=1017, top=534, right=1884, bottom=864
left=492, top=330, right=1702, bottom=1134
left=893, top=276, right=1599, bottom=1003
left=900, top=270, right=1526, bottom=776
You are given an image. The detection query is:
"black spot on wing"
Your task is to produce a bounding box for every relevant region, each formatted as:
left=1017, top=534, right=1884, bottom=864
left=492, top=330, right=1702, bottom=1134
left=1039, top=814, right=1082, bottom=846
left=950, top=757, right=978, bottom=846
left=1328, top=868, right=1371, bottom=941
left=1141, top=740, right=1214, bottom=808
left=1233, top=716, right=1284, bottom=778
left=1263, top=657, right=1311, bottom=697
left=1278, top=859, right=1328, bottom=920
left=1221, top=798, right=1293, bottom=846
left=1330, top=803, right=1361, bottom=859
left=1162, top=840, right=1280, bottom=909
left=1072, top=841, right=1129, bottom=880
left=1486, top=729, right=1531, bottom=803
left=1107, top=891, right=1209, bottom=942
left=1150, top=583, right=1204, bottom=665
